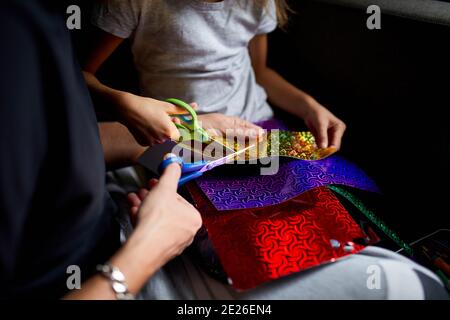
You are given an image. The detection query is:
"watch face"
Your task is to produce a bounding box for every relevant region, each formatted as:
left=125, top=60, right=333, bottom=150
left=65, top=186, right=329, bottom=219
left=111, top=269, right=126, bottom=282
left=112, top=281, right=128, bottom=294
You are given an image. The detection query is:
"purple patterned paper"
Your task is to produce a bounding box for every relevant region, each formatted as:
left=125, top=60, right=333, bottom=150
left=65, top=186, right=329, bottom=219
left=196, top=155, right=381, bottom=211
left=256, top=119, right=289, bottom=131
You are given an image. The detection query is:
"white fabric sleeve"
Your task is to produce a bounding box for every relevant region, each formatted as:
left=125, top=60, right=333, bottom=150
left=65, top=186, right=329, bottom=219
left=256, top=0, right=278, bottom=35
left=91, top=0, right=141, bottom=39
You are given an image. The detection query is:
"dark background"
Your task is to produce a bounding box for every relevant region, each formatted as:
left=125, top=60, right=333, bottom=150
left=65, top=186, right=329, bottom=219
left=71, top=0, right=450, bottom=242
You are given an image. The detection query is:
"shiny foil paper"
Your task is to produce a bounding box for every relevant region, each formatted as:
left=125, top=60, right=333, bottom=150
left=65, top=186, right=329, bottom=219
left=329, top=185, right=413, bottom=256
left=211, top=130, right=337, bottom=162
left=177, top=116, right=335, bottom=164
left=197, top=155, right=381, bottom=211
left=255, top=118, right=289, bottom=131
left=187, top=183, right=367, bottom=291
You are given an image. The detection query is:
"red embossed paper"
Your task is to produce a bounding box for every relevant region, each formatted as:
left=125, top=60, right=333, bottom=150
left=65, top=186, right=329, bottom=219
left=188, top=184, right=368, bottom=290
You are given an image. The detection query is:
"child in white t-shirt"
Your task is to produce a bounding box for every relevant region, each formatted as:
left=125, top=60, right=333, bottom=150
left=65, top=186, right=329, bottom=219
left=84, top=1, right=449, bottom=300
left=84, top=0, right=346, bottom=148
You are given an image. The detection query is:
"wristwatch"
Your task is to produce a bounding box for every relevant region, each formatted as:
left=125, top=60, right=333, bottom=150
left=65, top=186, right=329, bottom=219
left=97, top=263, right=135, bottom=300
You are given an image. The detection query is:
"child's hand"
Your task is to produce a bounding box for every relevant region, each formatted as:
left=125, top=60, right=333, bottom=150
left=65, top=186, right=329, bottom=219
left=117, top=93, right=188, bottom=146
left=198, top=113, right=264, bottom=139
left=303, top=102, right=347, bottom=150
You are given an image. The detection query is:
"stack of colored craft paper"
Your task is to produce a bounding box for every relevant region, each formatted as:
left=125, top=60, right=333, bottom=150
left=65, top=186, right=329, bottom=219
left=187, top=183, right=369, bottom=290
left=196, top=155, right=380, bottom=211
left=186, top=122, right=382, bottom=290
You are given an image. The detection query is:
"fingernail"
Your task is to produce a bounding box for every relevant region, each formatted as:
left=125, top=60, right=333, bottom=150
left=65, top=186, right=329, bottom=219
left=164, top=153, right=178, bottom=160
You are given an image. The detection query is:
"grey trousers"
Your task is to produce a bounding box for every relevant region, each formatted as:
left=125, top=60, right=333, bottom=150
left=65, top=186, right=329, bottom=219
left=108, top=168, right=449, bottom=300
left=138, top=246, right=449, bottom=300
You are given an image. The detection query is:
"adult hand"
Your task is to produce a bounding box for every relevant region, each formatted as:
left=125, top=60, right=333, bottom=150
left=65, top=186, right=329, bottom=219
left=127, top=163, right=202, bottom=262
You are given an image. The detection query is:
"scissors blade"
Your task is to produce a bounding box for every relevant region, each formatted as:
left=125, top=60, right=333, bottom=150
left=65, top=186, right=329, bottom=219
left=200, top=145, right=255, bottom=173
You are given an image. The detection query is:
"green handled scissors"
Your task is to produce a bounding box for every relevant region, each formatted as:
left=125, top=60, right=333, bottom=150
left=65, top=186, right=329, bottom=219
left=166, top=98, right=210, bottom=142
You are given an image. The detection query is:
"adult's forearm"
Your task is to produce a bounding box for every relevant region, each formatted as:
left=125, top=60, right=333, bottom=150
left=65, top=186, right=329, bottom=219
left=98, top=122, right=147, bottom=170
left=64, top=232, right=165, bottom=300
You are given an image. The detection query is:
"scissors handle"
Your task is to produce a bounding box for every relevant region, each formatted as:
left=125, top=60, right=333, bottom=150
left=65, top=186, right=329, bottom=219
left=166, top=98, right=210, bottom=142
left=158, top=156, right=183, bottom=175
left=158, top=156, right=207, bottom=187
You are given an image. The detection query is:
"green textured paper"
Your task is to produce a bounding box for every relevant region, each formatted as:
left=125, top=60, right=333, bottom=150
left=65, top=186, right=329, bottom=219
left=328, top=185, right=413, bottom=256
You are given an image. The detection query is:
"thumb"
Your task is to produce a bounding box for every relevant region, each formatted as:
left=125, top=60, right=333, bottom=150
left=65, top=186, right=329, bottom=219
left=169, top=122, right=181, bottom=141
left=315, top=124, right=329, bottom=149
left=158, top=161, right=182, bottom=192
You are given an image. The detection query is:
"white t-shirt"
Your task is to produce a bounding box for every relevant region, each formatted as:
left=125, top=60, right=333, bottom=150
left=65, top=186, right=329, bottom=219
left=92, top=0, right=277, bottom=122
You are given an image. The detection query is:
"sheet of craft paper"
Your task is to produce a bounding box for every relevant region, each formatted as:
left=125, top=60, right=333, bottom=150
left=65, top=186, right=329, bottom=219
left=196, top=155, right=381, bottom=211
left=255, top=118, right=289, bottom=131
left=187, top=183, right=367, bottom=291
left=176, top=115, right=336, bottom=164
left=211, top=130, right=337, bottom=162
left=255, top=120, right=335, bottom=160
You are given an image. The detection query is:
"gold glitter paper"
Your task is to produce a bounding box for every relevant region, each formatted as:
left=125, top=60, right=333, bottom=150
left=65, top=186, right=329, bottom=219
left=210, top=131, right=337, bottom=161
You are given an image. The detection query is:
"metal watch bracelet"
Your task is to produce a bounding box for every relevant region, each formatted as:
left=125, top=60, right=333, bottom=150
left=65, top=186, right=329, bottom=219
left=97, top=263, right=135, bottom=300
